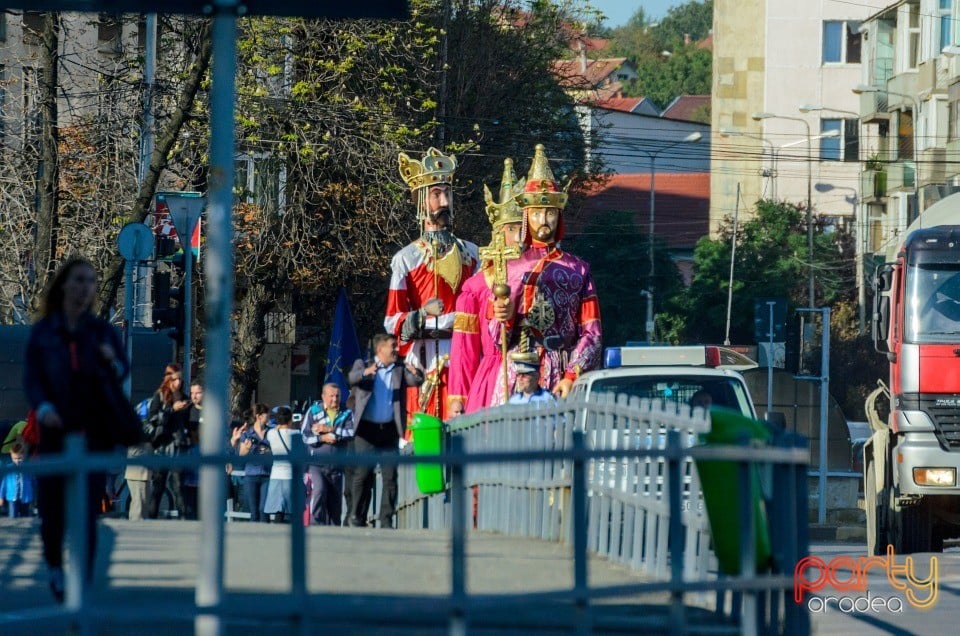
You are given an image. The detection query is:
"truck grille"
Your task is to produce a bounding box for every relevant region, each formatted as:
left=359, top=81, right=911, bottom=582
left=923, top=399, right=960, bottom=448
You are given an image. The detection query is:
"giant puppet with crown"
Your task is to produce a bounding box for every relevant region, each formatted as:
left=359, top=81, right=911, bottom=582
left=447, top=158, right=527, bottom=416
left=385, top=148, right=479, bottom=423
left=493, top=144, right=603, bottom=397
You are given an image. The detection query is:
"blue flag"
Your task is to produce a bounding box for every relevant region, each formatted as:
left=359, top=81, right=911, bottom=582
left=324, top=288, right=362, bottom=406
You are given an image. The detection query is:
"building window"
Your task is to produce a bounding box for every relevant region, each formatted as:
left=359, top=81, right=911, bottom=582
left=0, top=12, right=7, bottom=42
left=898, top=111, right=915, bottom=160
left=22, top=11, right=42, bottom=46
left=950, top=100, right=960, bottom=141
left=98, top=14, right=122, bottom=55
left=823, top=20, right=862, bottom=64
left=235, top=153, right=286, bottom=215
left=22, top=66, right=40, bottom=144
left=898, top=3, right=921, bottom=71
left=820, top=118, right=860, bottom=162
left=940, top=0, right=954, bottom=51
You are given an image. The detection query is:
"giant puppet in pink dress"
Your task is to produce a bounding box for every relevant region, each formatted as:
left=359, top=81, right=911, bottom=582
left=493, top=144, right=602, bottom=399
left=447, top=159, right=525, bottom=416
left=386, top=148, right=479, bottom=424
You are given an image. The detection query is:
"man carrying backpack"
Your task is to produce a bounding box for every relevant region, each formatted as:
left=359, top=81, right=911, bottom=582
left=124, top=396, right=155, bottom=521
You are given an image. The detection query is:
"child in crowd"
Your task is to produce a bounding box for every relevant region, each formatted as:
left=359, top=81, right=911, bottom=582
left=1, top=443, right=36, bottom=518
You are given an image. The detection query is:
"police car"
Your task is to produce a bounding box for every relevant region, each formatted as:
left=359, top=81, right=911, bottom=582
left=569, top=345, right=759, bottom=420
left=570, top=346, right=761, bottom=494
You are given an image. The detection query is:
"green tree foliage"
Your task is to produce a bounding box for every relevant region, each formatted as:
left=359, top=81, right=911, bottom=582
left=672, top=199, right=851, bottom=344
left=604, top=1, right=713, bottom=109
left=627, top=47, right=712, bottom=111
left=829, top=298, right=887, bottom=420
left=178, top=0, right=601, bottom=407
left=655, top=0, right=714, bottom=48
left=565, top=210, right=683, bottom=346
left=668, top=198, right=881, bottom=419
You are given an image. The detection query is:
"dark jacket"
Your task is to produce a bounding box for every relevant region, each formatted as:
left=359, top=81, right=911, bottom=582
left=348, top=358, right=423, bottom=438
left=24, top=311, right=129, bottom=452
left=147, top=392, right=191, bottom=455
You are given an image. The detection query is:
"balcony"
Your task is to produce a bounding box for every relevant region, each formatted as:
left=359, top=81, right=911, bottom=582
left=887, top=71, right=920, bottom=110
left=860, top=169, right=887, bottom=202
left=859, top=90, right=890, bottom=124
left=918, top=147, right=947, bottom=187
left=946, top=139, right=960, bottom=179
left=886, top=160, right=916, bottom=192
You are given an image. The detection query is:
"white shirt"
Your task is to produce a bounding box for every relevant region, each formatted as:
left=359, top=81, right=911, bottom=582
left=265, top=427, right=300, bottom=480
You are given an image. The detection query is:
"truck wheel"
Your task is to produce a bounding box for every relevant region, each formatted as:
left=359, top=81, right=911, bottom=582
left=892, top=494, right=935, bottom=554
left=865, top=458, right=888, bottom=556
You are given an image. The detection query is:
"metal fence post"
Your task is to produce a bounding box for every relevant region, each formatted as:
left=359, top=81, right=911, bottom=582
left=290, top=434, right=307, bottom=635
left=449, top=435, right=467, bottom=636
left=738, top=445, right=758, bottom=636
left=572, top=430, right=590, bottom=636
left=667, top=430, right=686, bottom=633
left=64, top=434, right=90, bottom=635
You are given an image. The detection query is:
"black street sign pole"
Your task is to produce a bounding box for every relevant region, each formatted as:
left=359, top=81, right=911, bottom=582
left=767, top=300, right=775, bottom=418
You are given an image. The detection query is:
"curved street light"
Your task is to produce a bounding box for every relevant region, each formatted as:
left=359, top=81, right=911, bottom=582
left=637, top=131, right=701, bottom=342
left=752, top=112, right=816, bottom=307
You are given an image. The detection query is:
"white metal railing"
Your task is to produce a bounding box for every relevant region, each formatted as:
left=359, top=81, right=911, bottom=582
left=397, top=393, right=811, bottom=634
left=0, top=393, right=810, bottom=635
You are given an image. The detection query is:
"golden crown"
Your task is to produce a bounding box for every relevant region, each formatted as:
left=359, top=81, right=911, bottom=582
left=517, top=144, right=568, bottom=210
left=398, top=147, right=457, bottom=192
left=484, top=158, right=526, bottom=228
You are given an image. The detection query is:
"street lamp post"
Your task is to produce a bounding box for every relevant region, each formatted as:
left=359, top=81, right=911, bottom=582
left=752, top=112, right=816, bottom=308
left=798, top=104, right=860, bottom=118
left=638, top=131, right=702, bottom=342
left=800, top=103, right=868, bottom=333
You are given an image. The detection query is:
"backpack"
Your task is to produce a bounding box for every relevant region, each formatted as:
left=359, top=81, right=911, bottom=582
left=136, top=398, right=152, bottom=422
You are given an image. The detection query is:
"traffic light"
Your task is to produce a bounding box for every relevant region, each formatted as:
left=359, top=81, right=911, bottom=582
left=152, top=270, right=185, bottom=344
left=157, top=236, right=178, bottom=258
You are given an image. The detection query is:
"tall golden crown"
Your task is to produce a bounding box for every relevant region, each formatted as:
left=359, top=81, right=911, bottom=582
left=484, top=158, right=526, bottom=228
left=398, top=147, right=457, bottom=192
left=517, top=144, right=568, bottom=210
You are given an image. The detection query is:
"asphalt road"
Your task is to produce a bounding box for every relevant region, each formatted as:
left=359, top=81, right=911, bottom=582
left=8, top=517, right=923, bottom=634
left=807, top=540, right=960, bottom=635
left=1, top=518, right=692, bottom=635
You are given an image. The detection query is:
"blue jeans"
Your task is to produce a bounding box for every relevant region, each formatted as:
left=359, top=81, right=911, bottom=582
left=243, top=473, right=270, bottom=522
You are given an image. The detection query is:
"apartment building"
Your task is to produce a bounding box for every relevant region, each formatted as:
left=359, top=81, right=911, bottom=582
left=857, top=0, right=960, bottom=261
left=712, top=0, right=890, bottom=237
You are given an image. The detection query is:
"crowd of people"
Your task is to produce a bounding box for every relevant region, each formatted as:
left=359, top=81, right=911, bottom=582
left=12, top=142, right=604, bottom=604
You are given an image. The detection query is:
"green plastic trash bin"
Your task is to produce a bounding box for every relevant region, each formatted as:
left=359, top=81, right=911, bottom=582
left=694, top=408, right=772, bottom=575
left=411, top=412, right=447, bottom=494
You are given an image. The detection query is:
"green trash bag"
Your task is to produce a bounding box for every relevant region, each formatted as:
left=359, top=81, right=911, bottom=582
left=411, top=412, right=447, bottom=494
left=694, top=408, right=773, bottom=575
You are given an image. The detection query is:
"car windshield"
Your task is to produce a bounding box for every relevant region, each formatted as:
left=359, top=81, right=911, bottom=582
left=586, top=374, right=755, bottom=418
left=906, top=262, right=960, bottom=343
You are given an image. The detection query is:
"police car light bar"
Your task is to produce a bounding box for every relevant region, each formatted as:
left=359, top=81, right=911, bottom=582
left=604, top=345, right=757, bottom=370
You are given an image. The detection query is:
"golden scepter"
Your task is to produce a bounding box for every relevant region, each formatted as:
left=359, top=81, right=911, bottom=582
left=480, top=158, right=524, bottom=403
left=431, top=235, right=442, bottom=417
left=479, top=227, right=520, bottom=402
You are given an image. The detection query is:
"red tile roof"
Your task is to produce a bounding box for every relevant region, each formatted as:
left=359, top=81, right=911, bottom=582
left=572, top=173, right=710, bottom=250
left=593, top=96, right=644, bottom=113
left=661, top=95, right=711, bottom=122
left=551, top=57, right=629, bottom=91
left=697, top=33, right=713, bottom=50
left=568, top=36, right=610, bottom=53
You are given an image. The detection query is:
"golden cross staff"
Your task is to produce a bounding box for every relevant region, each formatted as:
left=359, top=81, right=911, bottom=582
left=431, top=236, right=442, bottom=417
left=479, top=232, right=521, bottom=402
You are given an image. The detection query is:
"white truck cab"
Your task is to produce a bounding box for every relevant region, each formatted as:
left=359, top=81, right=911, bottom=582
left=570, top=345, right=759, bottom=419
